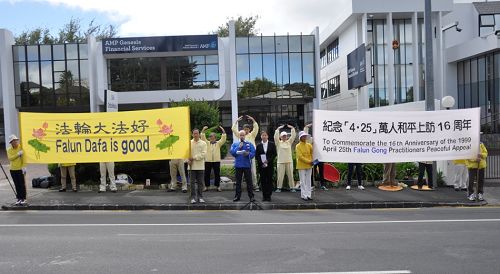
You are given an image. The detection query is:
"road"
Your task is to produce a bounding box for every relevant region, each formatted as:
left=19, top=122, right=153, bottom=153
left=0, top=208, right=499, bottom=274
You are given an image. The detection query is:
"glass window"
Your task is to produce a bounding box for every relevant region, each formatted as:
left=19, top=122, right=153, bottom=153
left=237, top=55, right=249, bottom=87
left=236, top=37, right=248, bottom=54
left=40, top=61, right=53, bottom=89
left=26, top=45, right=38, bottom=61
left=194, top=65, right=206, bottom=82
left=79, top=44, right=88, bottom=59
left=27, top=61, right=40, bottom=85
left=249, top=54, right=263, bottom=80
left=249, top=37, right=262, bottom=54
left=302, top=36, right=314, bottom=52
left=191, top=56, right=205, bottom=65
left=53, top=44, right=65, bottom=60
left=205, top=55, right=218, bottom=64
left=480, top=15, right=495, bottom=26
left=302, top=52, right=314, bottom=85
left=14, top=62, right=27, bottom=91
left=275, top=36, right=288, bottom=53
left=80, top=60, right=89, bottom=88
left=40, top=45, right=52, bottom=61
left=13, top=46, right=25, bottom=62
left=262, top=54, right=276, bottom=83
left=262, top=37, right=275, bottom=53
left=289, top=53, right=302, bottom=84
left=206, top=64, right=219, bottom=81
left=53, top=60, right=65, bottom=72
left=67, top=60, right=80, bottom=81
left=66, top=44, right=79, bottom=59
left=276, top=53, right=289, bottom=86
left=288, top=36, right=301, bottom=52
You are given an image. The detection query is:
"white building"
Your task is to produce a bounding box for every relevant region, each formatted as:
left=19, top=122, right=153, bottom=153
left=320, top=0, right=499, bottom=181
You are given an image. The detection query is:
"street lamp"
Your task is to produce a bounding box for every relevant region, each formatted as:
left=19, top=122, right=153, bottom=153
left=441, top=95, right=455, bottom=110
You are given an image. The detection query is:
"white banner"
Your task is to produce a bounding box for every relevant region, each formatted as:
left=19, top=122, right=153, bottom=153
left=313, top=108, right=480, bottom=163
left=105, top=90, right=118, bottom=112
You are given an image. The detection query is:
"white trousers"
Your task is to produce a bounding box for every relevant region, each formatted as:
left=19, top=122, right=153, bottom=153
left=299, top=169, right=312, bottom=199
left=277, top=162, right=294, bottom=189
left=99, top=162, right=116, bottom=191
left=251, top=159, right=258, bottom=189
left=453, top=164, right=468, bottom=189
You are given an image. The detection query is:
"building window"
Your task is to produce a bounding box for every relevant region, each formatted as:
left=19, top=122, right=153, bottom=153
left=108, top=55, right=219, bottom=92
left=393, top=19, right=415, bottom=104
left=457, top=51, right=500, bottom=133
left=325, top=38, right=339, bottom=64
left=12, top=43, right=89, bottom=111
left=320, top=50, right=327, bottom=68
left=478, top=14, right=500, bottom=36
left=367, top=19, right=388, bottom=108
left=236, top=35, right=315, bottom=99
left=321, top=75, right=340, bottom=99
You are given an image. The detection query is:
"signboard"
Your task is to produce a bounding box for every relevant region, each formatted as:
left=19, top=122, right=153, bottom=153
left=102, top=35, right=218, bottom=54
left=19, top=107, right=190, bottom=163
left=105, top=89, right=118, bottom=112
left=347, top=43, right=371, bottom=90
left=313, top=108, right=480, bottom=163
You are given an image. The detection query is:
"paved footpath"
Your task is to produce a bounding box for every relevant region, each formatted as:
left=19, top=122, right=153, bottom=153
left=2, top=179, right=499, bottom=210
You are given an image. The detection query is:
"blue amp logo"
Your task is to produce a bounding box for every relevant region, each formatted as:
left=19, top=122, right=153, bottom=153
left=210, top=41, right=217, bottom=49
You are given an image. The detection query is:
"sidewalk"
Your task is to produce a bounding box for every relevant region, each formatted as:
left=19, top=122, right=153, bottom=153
left=2, top=183, right=499, bottom=210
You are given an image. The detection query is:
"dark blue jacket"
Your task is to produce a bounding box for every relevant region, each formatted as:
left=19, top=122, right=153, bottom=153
left=230, top=141, right=255, bottom=168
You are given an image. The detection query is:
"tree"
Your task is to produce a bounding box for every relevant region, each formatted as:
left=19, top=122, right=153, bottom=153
left=239, top=78, right=277, bottom=98
left=213, top=15, right=259, bottom=37
left=15, top=18, right=117, bottom=45
left=169, top=99, right=220, bottom=131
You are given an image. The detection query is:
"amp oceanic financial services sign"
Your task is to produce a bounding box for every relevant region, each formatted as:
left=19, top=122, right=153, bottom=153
left=313, top=108, right=480, bottom=163
left=102, top=35, right=218, bottom=54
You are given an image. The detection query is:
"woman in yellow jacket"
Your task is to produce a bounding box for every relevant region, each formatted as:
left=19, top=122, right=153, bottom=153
left=466, top=142, right=488, bottom=201
left=7, top=135, right=27, bottom=205
left=295, top=131, right=313, bottom=201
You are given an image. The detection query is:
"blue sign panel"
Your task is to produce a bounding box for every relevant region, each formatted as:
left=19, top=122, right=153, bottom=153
left=102, top=35, right=218, bottom=54
left=347, top=43, right=368, bottom=90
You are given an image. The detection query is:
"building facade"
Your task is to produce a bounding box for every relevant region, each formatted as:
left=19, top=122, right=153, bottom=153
left=319, top=0, right=499, bottom=180
left=0, top=24, right=320, bottom=145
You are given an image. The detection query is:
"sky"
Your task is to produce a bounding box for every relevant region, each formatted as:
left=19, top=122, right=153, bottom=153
left=0, top=0, right=482, bottom=38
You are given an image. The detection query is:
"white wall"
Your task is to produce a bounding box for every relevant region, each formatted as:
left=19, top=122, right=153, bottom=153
left=320, top=20, right=359, bottom=111
left=0, top=29, right=18, bottom=146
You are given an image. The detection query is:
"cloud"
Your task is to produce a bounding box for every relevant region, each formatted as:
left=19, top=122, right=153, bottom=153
left=18, top=0, right=342, bottom=36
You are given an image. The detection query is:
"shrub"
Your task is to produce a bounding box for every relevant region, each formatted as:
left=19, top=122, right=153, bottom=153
left=396, top=162, right=419, bottom=180
left=220, top=165, right=235, bottom=179
left=170, top=99, right=219, bottom=130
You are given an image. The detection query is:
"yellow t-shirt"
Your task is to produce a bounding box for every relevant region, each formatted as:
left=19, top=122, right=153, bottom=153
left=274, top=128, right=296, bottom=164
left=202, top=133, right=227, bottom=162
left=295, top=141, right=313, bottom=170
left=7, top=145, right=25, bottom=171
left=189, top=139, right=207, bottom=170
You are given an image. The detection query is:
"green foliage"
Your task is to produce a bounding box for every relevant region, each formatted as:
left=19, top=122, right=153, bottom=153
left=437, top=170, right=446, bottom=187
left=220, top=165, right=235, bottom=179
left=214, top=15, right=259, bottom=37
left=170, top=99, right=220, bottom=131
left=396, top=162, right=419, bottom=180
left=47, top=163, right=58, bottom=175
left=239, top=78, right=277, bottom=98
left=332, top=163, right=384, bottom=184
left=15, top=18, right=117, bottom=45
left=28, top=139, right=50, bottom=153
left=156, top=135, right=180, bottom=152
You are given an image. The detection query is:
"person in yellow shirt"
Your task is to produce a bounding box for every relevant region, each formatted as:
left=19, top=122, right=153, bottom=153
left=59, top=163, right=77, bottom=192
left=232, top=115, right=259, bottom=191
left=189, top=128, right=207, bottom=204
left=201, top=126, right=226, bottom=192
left=295, top=131, right=313, bottom=200
left=274, top=124, right=296, bottom=192
left=7, top=135, right=27, bottom=205
left=466, top=142, right=488, bottom=201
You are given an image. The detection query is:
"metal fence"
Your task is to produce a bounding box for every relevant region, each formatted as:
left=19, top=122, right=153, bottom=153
left=482, top=134, right=500, bottom=180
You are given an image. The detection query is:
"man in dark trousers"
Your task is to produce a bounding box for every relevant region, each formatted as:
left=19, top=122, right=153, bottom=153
left=230, top=130, right=256, bottom=202
left=256, top=131, right=277, bottom=202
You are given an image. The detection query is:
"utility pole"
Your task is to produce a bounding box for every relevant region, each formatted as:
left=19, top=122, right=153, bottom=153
left=424, top=0, right=438, bottom=188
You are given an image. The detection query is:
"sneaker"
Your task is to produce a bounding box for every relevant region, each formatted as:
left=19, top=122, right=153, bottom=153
left=58, top=188, right=66, bottom=192
left=166, top=188, right=175, bottom=192
left=203, top=186, right=207, bottom=192
left=275, top=188, right=281, bottom=193
left=346, top=185, right=351, bottom=190
left=20, top=200, right=27, bottom=206
left=190, top=199, right=197, bottom=204
left=199, top=198, right=205, bottom=203
left=468, top=193, right=476, bottom=201
left=320, top=186, right=328, bottom=191
left=290, top=189, right=297, bottom=193
left=72, top=188, right=78, bottom=192
left=217, top=187, right=222, bottom=192
left=358, top=185, right=365, bottom=190
left=182, top=189, right=188, bottom=193
left=478, top=193, right=484, bottom=201
left=454, top=187, right=460, bottom=191
left=307, top=197, right=313, bottom=201
left=254, top=188, right=260, bottom=192
left=14, top=200, right=21, bottom=205
left=302, top=197, right=308, bottom=201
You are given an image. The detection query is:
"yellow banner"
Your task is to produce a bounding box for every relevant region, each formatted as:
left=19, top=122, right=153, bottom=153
left=19, top=107, right=190, bottom=163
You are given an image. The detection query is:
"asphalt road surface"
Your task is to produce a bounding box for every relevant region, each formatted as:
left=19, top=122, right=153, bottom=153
left=0, top=208, right=499, bottom=274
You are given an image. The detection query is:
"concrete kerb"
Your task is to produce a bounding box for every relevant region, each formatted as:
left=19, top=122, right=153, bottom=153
left=1, top=201, right=490, bottom=211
